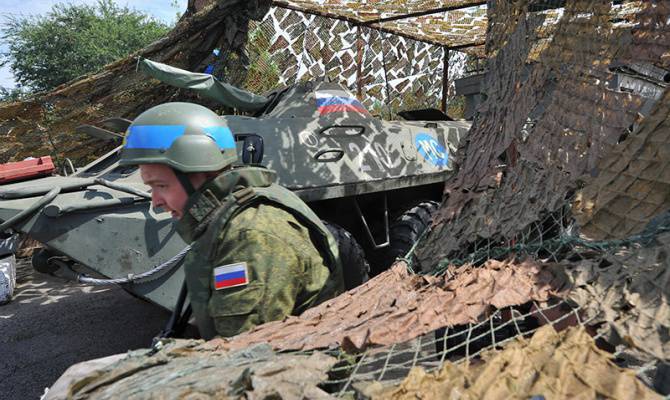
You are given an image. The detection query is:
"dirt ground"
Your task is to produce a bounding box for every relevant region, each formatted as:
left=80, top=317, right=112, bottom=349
left=0, top=258, right=169, bottom=400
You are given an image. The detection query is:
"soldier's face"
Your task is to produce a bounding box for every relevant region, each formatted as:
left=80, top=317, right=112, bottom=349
left=140, top=164, right=189, bottom=219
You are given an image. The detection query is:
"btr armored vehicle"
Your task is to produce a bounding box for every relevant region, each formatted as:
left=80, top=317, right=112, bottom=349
left=0, top=59, right=469, bottom=315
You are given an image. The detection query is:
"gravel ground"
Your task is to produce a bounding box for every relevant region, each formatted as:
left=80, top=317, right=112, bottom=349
left=0, top=258, right=169, bottom=400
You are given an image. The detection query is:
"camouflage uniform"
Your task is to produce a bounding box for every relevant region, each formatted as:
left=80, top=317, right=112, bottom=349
left=176, top=166, right=344, bottom=339
left=117, top=102, right=342, bottom=338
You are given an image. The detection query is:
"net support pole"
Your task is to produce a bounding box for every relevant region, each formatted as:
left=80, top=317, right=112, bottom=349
left=442, top=47, right=450, bottom=112
left=356, top=25, right=363, bottom=100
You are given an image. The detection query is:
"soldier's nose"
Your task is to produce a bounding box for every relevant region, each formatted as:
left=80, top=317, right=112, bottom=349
left=151, top=193, right=165, bottom=210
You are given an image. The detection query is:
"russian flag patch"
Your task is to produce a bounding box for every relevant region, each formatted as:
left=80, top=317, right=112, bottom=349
left=213, top=262, right=249, bottom=290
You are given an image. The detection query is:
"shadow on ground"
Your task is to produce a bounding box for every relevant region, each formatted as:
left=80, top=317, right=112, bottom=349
left=0, top=258, right=169, bottom=400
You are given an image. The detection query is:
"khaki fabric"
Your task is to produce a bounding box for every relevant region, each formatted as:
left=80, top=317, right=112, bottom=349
left=211, top=259, right=558, bottom=352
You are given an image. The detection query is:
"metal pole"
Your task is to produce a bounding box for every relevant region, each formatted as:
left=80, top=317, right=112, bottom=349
left=356, top=25, right=363, bottom=100
left=441, top=47, right=450, bottom=113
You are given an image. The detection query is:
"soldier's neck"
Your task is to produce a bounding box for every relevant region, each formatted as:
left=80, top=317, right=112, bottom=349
left=175, top=166, right=277, bottom=243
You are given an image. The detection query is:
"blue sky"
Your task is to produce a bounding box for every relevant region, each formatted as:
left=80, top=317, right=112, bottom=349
left=0, top=0, right=188, bottom=89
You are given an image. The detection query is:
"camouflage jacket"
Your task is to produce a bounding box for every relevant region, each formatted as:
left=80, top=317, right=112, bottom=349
left=176, top=166, right=344, bottom=339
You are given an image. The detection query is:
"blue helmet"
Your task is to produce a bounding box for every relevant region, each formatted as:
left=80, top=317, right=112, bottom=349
left=119, top=102, right=237, bottom=173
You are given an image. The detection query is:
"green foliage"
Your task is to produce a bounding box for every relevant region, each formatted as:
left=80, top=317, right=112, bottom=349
left=446, top=95, right=465, bottom=119
left=0, top=86, right=28, bottom=103
left=243, top=26, right=280, bottom=94
left=1, top=0, right=171, bottom=92
left=169, top=0, right=184, bottom=23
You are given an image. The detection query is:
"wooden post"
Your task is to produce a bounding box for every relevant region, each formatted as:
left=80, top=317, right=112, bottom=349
left=441, top=47, right=449, bottom=112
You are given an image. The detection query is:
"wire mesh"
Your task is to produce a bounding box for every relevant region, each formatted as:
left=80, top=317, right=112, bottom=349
left=205, top=1, right=670, bottom=397
left=314, top=210, right=670, bottom=397
left=211, top=2, right=670, bottom=397
left=317, top=301, right=596, bottom=396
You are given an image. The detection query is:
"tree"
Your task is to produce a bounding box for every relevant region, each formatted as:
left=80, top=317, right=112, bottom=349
left=0, top=0, right=268, bottom=165
left=0, top=0, right=171, bottom=92
left=0, top=86, right=28, bottom=102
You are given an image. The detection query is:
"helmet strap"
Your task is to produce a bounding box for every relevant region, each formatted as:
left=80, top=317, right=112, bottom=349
left=174, top=170, right=196, bottom=196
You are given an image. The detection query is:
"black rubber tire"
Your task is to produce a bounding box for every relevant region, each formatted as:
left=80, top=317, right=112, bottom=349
left=376, top=200, right=440, bottom=272
left=324, top=221, right=370, bottom=290
left=31, top=248, right=59, bottom=274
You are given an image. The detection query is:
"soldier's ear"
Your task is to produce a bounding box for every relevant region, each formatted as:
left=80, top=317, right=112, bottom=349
left=188, top=172, right=211, bottom=191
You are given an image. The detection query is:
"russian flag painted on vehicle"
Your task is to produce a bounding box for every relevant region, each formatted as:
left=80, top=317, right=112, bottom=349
left=315, top=90, right=369, bottom=115
left=213, top=262, right=249, bottom=290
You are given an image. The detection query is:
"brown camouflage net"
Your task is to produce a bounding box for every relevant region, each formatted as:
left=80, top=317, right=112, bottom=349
left=361, top=326, right=662, bottom=400
left=416, top=0, right=669, bottom=266
left=10, top=0, right=670, bottom=398
left=555, top=232, right=670, bottom=363
left=52, top=234, right=670, bottom=397
left=207, top=260, right=558, bottom=352
left=573, top=88, right=670, bottom=240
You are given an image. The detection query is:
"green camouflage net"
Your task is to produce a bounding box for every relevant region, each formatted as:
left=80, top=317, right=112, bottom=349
left=213, top=5, right=478, bottom=118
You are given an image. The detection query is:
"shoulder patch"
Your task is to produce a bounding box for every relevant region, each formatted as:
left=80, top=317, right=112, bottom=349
left=213, top=262, right=249, bottom=290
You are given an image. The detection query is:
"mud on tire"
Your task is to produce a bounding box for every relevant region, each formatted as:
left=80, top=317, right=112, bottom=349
left=375, top=200, right=440, bottom=273
left=324, top=221, right=370, bottom=290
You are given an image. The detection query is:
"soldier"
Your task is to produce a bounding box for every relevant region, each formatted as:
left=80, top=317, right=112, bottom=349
left=119, top=102, right=344, bottom=339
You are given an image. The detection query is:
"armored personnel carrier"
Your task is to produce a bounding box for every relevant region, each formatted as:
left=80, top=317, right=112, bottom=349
left=0, top=59, right=469, bottom=313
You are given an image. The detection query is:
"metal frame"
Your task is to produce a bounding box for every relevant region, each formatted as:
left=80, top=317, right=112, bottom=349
left=270, top=1, right=487, bottom=120
left=271, top=1, right=487, bottom=49
left=352, top=194, right=390, bottom=249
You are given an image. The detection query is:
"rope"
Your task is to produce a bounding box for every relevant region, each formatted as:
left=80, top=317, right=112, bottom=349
left=52, top=245, right=191, bottom=286
left=429, top=221, right=670, bottom=275
left=399, top=206, right=670, bottom=276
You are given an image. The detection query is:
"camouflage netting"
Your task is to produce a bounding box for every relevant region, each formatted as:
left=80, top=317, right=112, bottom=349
left=237, top=7, right=473, bottom=117
left=416, top=0, right=669, bottom=264
left=0, top=0, right=480, bottom=166
left=58, top=342, right=337, bottom=399
left=273, top=0, right=487, bottom=49
left=52, top=227, right=670, bottom=398
left=15, top=0, right=670, bottom=399
left=205, top=260, right=559, bottom=352
left=0, top=0, right=273, bottom=165
left=361, top=326, right=661, bottom=400
left=573, top=88, right=670, bottom=240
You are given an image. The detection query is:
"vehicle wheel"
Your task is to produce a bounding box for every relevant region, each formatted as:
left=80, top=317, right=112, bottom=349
left=324, top=221, right=370, bottom=290
left=32, top=248, right=59, bottom=274
left=375, top=200, right=440, bottom=272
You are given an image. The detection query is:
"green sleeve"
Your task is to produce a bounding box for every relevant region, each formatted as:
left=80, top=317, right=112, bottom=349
left=206, top=228, right=306, bottom=337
